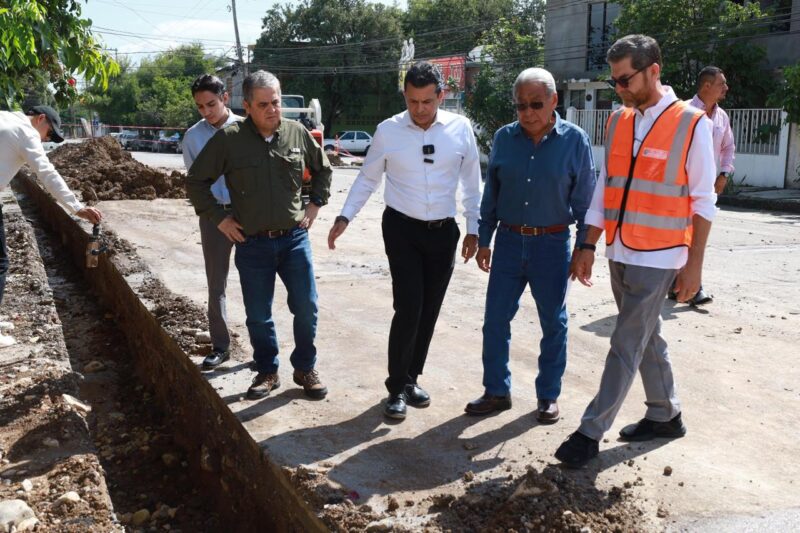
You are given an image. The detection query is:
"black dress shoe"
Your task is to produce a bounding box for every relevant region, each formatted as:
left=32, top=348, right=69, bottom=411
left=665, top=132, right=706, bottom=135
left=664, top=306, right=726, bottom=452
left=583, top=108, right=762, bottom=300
left=619, top=413, right=686, bottom=442
left=555, top=431, right=599, bottom=468
left=535, top=399, right=560, bottom=424
left=383, top=393, right=407, bottom=419
left=202, top=349, right=230, bottom=370
left=404, top=384, right=430, bottom=407
left=464, top=393, right=512, bottom=416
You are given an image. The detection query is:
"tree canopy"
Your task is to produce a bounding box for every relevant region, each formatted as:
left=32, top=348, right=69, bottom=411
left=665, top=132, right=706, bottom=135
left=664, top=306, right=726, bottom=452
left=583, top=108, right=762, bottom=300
left=0, top=0, right=118, bottom=108
left=613, top=0, right=776, bottom=107
left=88, top=44, right=224, bottom=128
left=253, top=0, right=405, bottom=134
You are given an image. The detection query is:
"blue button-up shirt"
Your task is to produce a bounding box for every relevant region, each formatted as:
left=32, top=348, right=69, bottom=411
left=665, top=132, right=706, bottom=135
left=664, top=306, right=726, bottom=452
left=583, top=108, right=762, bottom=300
left=478, top=112, right=596, bottom=248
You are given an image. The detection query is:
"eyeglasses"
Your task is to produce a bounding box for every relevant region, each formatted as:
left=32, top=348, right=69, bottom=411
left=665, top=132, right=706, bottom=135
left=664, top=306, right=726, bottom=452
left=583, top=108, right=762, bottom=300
left=512, top=101, right=545, bottom=112
left=607, top=64, right=651, bottom=89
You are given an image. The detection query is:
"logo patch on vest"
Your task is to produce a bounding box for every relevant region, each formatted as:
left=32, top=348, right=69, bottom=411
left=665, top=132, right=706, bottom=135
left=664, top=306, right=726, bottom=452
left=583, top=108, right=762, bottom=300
left=641, top=147, right=669, bottom=160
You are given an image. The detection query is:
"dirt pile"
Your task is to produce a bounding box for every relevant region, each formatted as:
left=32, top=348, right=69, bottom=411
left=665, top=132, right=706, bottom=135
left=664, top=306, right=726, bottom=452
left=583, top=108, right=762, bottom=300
left=48, top=137, right=186, bottom=202
left=433, top=465, right=646, bottom=532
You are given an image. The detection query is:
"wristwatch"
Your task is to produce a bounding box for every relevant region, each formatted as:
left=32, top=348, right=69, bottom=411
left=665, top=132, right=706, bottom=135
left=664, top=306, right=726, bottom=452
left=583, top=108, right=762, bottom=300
left=335, top=215, right=350, bottom=225
left=577, top=242, right=597, bottom=252
left=309, top=195, right=326, bottom=207
left=719, top=172, right=730, bottom=178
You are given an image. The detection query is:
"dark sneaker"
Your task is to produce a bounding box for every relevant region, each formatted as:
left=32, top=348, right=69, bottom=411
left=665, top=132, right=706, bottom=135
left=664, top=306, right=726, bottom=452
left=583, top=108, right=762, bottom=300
left=689, top=288, right=713, bottom=306
left=201, top=349, right=230, bottom=370
left=464, top=393, right=512, bottom=416
left=404, top=384, right=430, bottom=407
left=555, top=431, right=599, bottom=468
left=247, top=373, right=280, bottom=400
left=667, top=290, right=678, bottom=301
left=619, top=413, right=687, bottom=442
left=293, top=369, right=328, bottom=399
left=383, top=393, right=407, bottom=420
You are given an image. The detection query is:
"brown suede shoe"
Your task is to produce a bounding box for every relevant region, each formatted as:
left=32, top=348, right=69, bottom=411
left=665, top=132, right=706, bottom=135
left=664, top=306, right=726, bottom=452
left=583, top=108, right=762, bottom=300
left=464, top=393, right=512, bottom=416
left=293, top=369, right=328, bottom=399
left=535, top=399, right=560, bottom=424
left=247, top=373, right=280, bottom=400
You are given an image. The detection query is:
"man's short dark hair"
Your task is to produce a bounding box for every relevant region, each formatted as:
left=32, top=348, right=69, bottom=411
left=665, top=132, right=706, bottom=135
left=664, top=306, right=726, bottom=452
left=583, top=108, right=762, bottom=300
left=606, top=34, right=662, bottom=70
left=404, top=62, right=442, bottom=94
left=190, top=74, right=226, bottom=97
left=698, top=66, right=724, bottom=89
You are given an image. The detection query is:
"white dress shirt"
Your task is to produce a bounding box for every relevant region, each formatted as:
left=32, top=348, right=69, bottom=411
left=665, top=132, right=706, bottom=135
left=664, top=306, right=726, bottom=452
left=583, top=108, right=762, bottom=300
left=689, top=95, right=735, bottom=174
left=182, top=109, right=242, bottom=205
left=340, top=109, right=482, bottom=235
left=585, top=87, right=717, bottom=269
left=0, top=111, right=83, bottom=213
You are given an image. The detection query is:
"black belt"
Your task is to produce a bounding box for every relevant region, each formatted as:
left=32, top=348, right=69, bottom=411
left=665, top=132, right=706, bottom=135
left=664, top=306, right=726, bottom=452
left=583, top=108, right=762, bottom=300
left=251, top=228, right=291, bottom=238
left=387, top=206, right=454, bottom=229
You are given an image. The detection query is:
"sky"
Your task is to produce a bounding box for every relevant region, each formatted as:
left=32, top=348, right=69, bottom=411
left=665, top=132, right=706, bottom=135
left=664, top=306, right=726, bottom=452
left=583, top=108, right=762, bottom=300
left=81, top=0, right=405, bottom=64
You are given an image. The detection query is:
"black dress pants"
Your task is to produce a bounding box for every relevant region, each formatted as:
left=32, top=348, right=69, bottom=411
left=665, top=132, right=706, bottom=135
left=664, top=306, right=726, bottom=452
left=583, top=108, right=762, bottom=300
left=381, top=207, right=460, bottom=394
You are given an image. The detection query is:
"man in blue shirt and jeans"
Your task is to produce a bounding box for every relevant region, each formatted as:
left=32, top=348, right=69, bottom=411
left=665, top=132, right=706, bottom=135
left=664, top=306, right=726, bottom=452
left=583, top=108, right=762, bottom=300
left=465, top=68, right=595, bottom=423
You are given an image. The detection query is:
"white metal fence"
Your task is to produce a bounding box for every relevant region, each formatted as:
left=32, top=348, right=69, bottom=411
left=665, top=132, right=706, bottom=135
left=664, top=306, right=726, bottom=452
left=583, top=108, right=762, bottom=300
left=727, top=108, right=784, bottom=155
left=569, top=109, right=612, bottom=146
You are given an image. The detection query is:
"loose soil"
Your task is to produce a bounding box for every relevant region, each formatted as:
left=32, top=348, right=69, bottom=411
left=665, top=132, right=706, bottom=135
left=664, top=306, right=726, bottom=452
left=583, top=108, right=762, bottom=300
left=0, top=192, right=219, bottom=531
left=48, top=137, right=186, bottom=202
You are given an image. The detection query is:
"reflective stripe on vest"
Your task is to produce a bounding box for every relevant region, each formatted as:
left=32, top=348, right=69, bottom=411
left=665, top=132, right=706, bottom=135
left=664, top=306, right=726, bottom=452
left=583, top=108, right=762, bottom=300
left=602, top=101, right=703, bottom=251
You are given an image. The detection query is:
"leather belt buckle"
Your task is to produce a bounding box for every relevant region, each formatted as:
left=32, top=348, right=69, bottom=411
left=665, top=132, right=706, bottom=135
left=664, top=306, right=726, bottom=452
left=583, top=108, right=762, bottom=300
left=427, top=219, right=447, bottom=229
left=519, top=225, right=541, bottom=236
left=266, top=229, right=287, bottom=238
left=220, top=203, right=232, bottom=210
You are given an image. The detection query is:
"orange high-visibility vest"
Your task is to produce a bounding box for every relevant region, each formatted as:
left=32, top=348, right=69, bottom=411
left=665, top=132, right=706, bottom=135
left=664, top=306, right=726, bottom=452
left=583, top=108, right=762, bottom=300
left=603, top=100, right=704, bottom=251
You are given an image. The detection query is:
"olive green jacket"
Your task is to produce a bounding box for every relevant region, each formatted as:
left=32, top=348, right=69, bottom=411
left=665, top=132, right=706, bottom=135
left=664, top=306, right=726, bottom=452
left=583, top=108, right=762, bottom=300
left=186, top=117, right=332, bottom=234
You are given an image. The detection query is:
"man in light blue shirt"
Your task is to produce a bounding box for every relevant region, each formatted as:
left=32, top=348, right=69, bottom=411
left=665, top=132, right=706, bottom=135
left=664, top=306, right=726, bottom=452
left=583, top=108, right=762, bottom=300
left=182, top=74, right=242, bottom=370
left=464, top=68, right=595, bottom=422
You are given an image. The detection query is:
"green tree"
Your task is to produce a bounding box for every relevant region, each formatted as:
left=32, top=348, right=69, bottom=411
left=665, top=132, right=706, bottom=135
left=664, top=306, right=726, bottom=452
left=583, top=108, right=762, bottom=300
left=770, top=64, right=800, bottom=125
left=404, top=0, right=515, bottom=58
left=253, top=0, right=405, bottom=134
left=613, top=0, right=776, bottom=107
left=0, top=0, right=118, bottom=108
left=88, top=44, right=223, bottom=127
left=465, top=0, right=545, bottom=152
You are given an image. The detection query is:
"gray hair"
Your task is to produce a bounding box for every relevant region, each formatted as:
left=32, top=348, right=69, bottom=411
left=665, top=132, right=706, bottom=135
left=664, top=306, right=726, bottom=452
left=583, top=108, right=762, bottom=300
left=513, top=68, right=556, bottom=99
left=242, top=70, right=281, bottom=103
left=606, top=34, right=662, bottom=70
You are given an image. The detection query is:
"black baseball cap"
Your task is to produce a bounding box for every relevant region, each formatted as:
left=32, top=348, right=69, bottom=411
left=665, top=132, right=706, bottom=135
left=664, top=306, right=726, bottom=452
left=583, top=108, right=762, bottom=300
left=27, top=105, right=65, bottom=143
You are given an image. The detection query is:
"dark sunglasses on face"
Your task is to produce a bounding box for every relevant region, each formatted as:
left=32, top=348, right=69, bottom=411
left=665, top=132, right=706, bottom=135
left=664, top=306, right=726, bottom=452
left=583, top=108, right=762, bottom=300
left=513, top=101, right=545, bottom=112
left=607, top=64, right=651, bottom=89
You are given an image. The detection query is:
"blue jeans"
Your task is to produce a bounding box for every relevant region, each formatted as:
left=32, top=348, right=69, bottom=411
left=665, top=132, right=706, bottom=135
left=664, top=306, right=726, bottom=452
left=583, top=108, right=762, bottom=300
left=482, top=226, right=571, bottom=399
left=234, top=227, right=318, bottom=374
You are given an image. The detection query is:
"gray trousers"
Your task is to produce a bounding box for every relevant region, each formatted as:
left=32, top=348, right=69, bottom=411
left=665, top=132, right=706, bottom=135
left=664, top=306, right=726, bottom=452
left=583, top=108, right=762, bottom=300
left=199, top=215, right=234, bottom=352
left=578, top=260, right=681, bottom=441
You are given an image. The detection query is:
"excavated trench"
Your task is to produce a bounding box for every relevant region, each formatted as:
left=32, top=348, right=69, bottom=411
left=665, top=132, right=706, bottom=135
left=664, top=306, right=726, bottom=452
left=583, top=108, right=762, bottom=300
left=4, top=170, right=324, bottom=532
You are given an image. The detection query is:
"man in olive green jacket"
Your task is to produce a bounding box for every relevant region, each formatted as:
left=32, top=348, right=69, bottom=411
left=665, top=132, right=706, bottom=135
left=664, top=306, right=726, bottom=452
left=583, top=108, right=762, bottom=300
left=187, top=70, right=332, bottom=401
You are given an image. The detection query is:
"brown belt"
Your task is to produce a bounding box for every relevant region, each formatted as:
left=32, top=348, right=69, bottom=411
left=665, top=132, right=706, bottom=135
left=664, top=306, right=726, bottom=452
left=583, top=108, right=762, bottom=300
left=500, top=223, right=568, bottom=236
left=251, top=228, right=292, bottom=238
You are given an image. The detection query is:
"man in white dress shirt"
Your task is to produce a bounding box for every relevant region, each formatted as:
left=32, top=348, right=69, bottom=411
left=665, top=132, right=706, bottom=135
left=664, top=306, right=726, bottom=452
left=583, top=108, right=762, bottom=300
left=327, top=62, right=482, bottom=420
left=0, top=105, right=102, bottom=348
left=554, top=35, right=717, bottom=467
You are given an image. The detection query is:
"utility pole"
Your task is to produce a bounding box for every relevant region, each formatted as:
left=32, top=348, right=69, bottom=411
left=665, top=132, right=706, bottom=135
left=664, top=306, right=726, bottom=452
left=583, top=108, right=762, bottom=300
left=230, top=0, right=247, bottom=76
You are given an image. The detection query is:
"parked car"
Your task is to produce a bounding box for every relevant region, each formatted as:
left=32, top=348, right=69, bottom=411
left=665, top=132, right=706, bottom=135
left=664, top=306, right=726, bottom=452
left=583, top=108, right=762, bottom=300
left=129, top=133, right=156, bottom=152
left=323, top=130, right=372, bottom=155
left=155, top=131, right=182, bottom=153
left=117, top=131, right=139, bottom=150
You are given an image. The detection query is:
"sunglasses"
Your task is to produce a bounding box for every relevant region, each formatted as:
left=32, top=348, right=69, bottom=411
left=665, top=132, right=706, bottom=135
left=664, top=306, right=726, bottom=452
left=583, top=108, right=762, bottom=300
left=513, top=101, right=545, bottom=112
left=42, top=118, right=54, bottom=141
left=423, top=144, right=434, bottom=164
left=607, top=64, right=651, bottom=89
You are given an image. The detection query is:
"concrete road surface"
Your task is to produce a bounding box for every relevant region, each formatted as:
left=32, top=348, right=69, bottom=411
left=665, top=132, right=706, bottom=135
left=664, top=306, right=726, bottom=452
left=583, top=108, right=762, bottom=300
left=98, top=168, right=800, bottom=529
